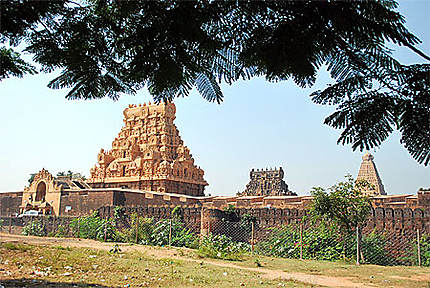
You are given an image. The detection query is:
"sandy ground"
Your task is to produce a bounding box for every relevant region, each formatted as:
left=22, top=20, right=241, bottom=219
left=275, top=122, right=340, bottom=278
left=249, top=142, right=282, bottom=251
left=0, top=233, right=381, bottom=287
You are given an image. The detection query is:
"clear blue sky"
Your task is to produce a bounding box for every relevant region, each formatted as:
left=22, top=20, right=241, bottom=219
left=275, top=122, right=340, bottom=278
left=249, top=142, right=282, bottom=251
left=0, top=1, right=428, bottom=196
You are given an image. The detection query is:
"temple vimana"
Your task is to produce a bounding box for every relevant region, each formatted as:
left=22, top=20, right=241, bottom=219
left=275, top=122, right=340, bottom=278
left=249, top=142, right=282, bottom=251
left=239, top=167, right=296, bottom=196
left=87, top=102, right=207, bottom=196
left=0, top=102, right=429, bottom=222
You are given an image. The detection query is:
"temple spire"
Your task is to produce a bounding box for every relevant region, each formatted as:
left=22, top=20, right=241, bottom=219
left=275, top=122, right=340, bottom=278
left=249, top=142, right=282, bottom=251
left=356, top=152, right=386, bottom=196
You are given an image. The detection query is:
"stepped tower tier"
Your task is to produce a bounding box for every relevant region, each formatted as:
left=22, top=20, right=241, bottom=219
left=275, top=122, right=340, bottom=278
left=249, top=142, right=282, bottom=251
left=356, top=152, right=386, bottom=196
left=88, top=102, right=208, bottom=196
left=239, top=167, right=296, bottom=196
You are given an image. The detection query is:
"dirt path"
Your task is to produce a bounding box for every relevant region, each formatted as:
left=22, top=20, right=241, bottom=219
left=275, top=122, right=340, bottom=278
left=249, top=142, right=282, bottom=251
left=0, top=233, right=374, bottom=288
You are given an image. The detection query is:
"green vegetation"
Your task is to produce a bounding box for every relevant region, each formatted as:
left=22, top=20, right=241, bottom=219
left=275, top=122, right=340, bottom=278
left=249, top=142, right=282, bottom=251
left=198, top=233, right=250, bottom=261
left=420, top=234, right=430, bottom=267
left=22, top=219, right=45, bottom=236
left=70, top=212, right=118, bottom=242
left=409, top=233, right=430, bottom=267
left=1, top=242, right=30, bottom=252
left=310, top=175, right=372, bottom=260
left=2, top=1, right=429, bottom=164
left=257, top=224, right=354, bottom=261
left=150, top=219, right=198, bottom=249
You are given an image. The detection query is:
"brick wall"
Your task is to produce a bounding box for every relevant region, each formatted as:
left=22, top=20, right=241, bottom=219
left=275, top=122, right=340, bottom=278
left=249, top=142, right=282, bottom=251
left=0, top=192, right=22, bottom=216
left=59, top=190, right=114, bottom=216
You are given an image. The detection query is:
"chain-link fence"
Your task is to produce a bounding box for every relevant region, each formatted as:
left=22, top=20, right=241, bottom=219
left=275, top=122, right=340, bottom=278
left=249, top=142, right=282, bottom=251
left=207, top=219, right=427, bottom=266
left=1, top=212, right=428, bottom=267
left=0, top=216, right=78, bottom=237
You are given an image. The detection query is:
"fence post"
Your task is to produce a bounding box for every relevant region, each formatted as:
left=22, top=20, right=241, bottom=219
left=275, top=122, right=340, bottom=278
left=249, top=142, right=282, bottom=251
left=417, top=228, right=421, bottom=267
left=135, top=215, right=139, bottom=244
left=299, top=222, right=303, bottom=260
left=251, top=221, right=255, bottom=256
left=104, top=215, right=108, bottom=242
left=9, top=215, right=12, bottom=234
left=77, top=217, right=80, bottom=239
left=356, top=226, right=361, bottom=265
left=169, top=219, right=172, bottom=247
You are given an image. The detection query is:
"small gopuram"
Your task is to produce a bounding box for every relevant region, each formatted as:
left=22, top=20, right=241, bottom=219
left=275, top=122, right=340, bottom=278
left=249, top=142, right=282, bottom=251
left=21, top=168, right=89, bottom=215
left=239, top=167, right=296, bottom=196
left=356, top=152, right=387, bottom=196
left=87, top=102, right=208, bottom=196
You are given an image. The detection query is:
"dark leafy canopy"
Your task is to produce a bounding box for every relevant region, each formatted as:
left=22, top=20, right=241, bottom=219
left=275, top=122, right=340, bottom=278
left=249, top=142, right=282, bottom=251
left=1, top=1, right=429, bottom=164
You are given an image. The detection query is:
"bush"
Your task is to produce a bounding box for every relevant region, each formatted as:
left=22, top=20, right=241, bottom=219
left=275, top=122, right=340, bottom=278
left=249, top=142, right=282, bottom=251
left=22, top=219, right=45, bottom=236
left=198, top=233, right=250, bottom=261
left=70, top=212, right=119, bottom=242
left=117, top=214, right=154, bottom=244
left=256, top=224, right=355, bottom=261
left=361, top=231, right=392, bottom=265
left=420, top=233, right=430, bottom=267
left=407, top=233, right=430, bottom=267
left=116, top=215, right=198, bottom=248
left=150, top=219, right=198, bottom=249
left=54, top=224, right=68, bottom=238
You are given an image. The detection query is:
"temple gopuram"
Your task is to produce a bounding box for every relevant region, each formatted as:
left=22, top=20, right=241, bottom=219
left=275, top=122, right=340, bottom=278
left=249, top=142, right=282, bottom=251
left=239, top=167, right=296, bottom=196
left=356, top=152, right=386, bottom=196
left=87, top=102, right=208, bottom=196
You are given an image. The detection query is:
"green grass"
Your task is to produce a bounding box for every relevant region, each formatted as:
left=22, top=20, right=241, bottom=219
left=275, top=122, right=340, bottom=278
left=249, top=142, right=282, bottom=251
left=1, top=242, right=31, bottom=252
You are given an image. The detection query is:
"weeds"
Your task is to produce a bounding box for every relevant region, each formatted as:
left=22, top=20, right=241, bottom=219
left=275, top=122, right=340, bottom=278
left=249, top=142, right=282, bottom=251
left=1, top=242, right=30, bottom=252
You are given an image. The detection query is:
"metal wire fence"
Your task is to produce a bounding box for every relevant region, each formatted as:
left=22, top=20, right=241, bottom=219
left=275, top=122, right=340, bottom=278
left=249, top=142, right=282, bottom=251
left=1, top=214, right=428, bottom=267
left=207, top=219, right=426, bottom=266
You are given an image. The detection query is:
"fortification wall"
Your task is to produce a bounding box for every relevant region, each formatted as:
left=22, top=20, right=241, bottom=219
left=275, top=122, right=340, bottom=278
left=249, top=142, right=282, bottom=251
left=0, top=192, right=22, bottom=216
left=200, top=191, right=430, bottom=238
left=97, top=205, right=202, bottom=233
left=59, top=190, right=115, bottom=216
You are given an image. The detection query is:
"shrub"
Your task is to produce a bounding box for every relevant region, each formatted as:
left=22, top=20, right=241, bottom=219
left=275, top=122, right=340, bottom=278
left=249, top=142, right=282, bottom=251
left=420, top=233, right=430, bottom=267
left=54, top=224, right=68, bottom=238
left=150, top=219, right=198, bottom=249
left=22, top=219, right=45, bottom=236
left=70, top=212, right=119, bottom=242
left=361, top=231, right=392, bottom=265
left=407, top=233, right=430, bottom=267
left=117, top=213, right=154, bottom=244
left=198, top=233, right=250, bottom=261
left=256, top=224, right=354, bottom=261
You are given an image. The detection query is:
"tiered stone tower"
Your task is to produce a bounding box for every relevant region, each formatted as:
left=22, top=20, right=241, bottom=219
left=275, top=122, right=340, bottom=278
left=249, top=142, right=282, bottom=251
left=88, top=102, right=208, bottom=196
left=356, top=152, right=386, bottom=196
left=239, top=167, right=296, bottom=196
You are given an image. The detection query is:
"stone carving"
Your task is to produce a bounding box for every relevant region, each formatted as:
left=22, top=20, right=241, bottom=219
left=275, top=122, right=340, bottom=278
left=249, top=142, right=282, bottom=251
left=356, top=152, right=387, bottom=196
left=88, top=102, right=208, bottom=196
left=239, top=167, right=296, bottom=196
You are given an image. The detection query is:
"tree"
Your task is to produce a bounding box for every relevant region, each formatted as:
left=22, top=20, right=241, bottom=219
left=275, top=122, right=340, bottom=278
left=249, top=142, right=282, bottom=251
left=1, top=1, right=428, bottom=164
left=310, top=175, right=372, bottom=261
left=28, top=173, right=36, bottom=185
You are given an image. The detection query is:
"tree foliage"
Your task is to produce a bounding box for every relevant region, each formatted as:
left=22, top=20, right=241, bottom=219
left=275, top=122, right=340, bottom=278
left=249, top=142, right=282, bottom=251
left=1, top=0, right=428, bottom=164
left=310, top=175, right=372, bottom=233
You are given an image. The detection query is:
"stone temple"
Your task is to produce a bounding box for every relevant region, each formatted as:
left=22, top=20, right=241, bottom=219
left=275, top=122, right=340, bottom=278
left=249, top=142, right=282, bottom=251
left=356, top=152, right=386, bottom=196
left=2, top=102, right=429, bottom=222
left=87, top=102, right=208, bottom=196
left=239, top=167, right=296, bottom=196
